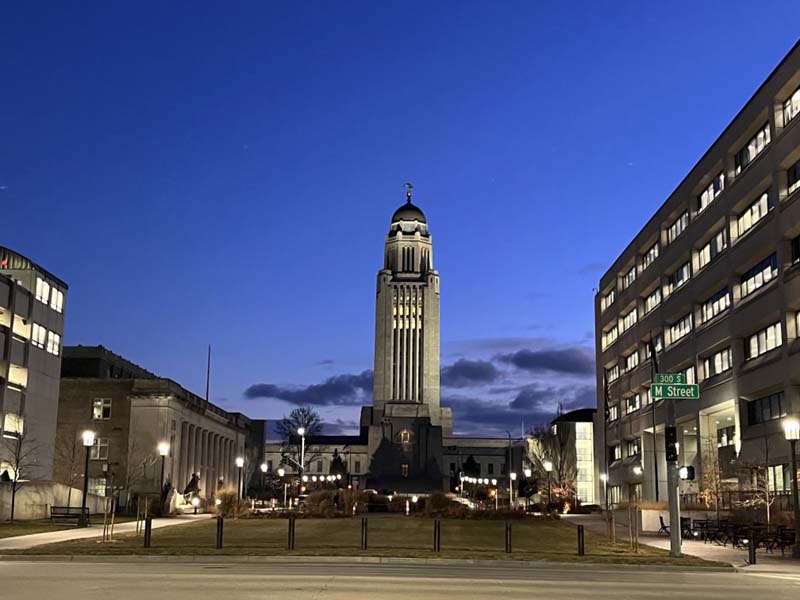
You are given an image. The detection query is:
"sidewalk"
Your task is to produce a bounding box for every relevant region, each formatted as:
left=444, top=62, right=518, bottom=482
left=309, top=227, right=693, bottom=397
left=562, top=514, right=800, bottom=573
left=0, top=514, right=210, bottom=551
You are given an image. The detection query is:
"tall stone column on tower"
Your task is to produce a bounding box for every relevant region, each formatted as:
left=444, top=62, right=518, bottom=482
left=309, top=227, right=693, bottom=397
left=364, top=185, right=451, bottom=492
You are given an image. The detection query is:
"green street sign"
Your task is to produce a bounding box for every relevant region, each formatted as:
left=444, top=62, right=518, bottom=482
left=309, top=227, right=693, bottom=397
left=650, top=383, right=699, bottom=399
left=655, top=373, right=686, bottom=385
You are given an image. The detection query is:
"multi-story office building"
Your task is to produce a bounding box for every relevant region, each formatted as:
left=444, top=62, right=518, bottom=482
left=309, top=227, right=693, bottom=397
left=595, top=42, right=800, bottom=505
left=56, top=346, right=264, bottom=507
left=551, top=409, right=596, bottom=505
left=0, top=247, right=67, bottom=482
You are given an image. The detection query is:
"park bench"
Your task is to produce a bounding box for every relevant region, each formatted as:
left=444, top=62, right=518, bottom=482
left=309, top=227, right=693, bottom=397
left=49, top=506, right=90, bottom=524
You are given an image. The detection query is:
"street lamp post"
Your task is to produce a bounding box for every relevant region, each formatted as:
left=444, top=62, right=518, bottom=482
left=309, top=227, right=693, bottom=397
left=600, top=473, right=608, bottom=510
left=79, top=430, right=95, bottom=528
left=524, top=467, right=532, bottom=510
left=492, top=478, right=498, bottom=510
left=260, top=463, right=268, bottom=497
left=235, top=456, right=244, bottom=499
left=297, top=427, right=306, bottom=486
left=783, top=417, right=800, bottom=558
left=158, top=441, right=170, bottom=506
left=543, top=460, right=553, bottom=511
left=509, top=472, right=517, bottom=508
left=277, top=467, right=287, bottom=508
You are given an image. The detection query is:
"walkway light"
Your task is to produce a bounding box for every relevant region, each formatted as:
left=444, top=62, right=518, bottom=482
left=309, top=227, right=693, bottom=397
left=260, top=463, right=268, bottom=473
left=783, top=417, right=800, bottom=558
left=784, top=417, right=800, bottom=441
left=297, top=427, right=305, bottom=436
left=524, top=468, right=532, bottom=478
left=543, top=460, right=553, bottom=473
left=79, top=430, right=96, bottom=527
left=277, top=468, right=285, bottom=477
left=491, top=479, right=497, bottom=486
left=510, top=472, right=517, bottom=481
left=235, top=456, right=245, bottom=468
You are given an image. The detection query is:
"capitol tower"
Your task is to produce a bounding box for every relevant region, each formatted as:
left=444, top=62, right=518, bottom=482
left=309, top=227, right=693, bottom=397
left=362, top=185, right=452, bottom=491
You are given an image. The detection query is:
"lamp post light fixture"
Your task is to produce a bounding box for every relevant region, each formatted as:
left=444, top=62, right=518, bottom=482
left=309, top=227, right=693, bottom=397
left=277, top=467, right=287, bottom=508
left=599, top=473, right=608, bottom=509
left=260, top=462, right=268, bottom=496
left=297, top=427, right=306, bottom=484
left=782, top=417, right=800, bottom=558
left=543, top=460, right=553, bottom=509
left=158, top=441, right=170, bottom=505
left=509, top=471, right=517, bottom=508
left=235, top=456, right=244, bottom=499
left=79, top=430, right=96, bottom=528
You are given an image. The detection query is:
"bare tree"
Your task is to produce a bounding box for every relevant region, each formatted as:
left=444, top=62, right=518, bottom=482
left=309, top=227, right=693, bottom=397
left=527, top=424, right=577, bottom=506
left=276, top=406, right=323, bottom=472
left=53, top=427, right=82, bottom=507
left=699, top=438, right=730, bottom=524
left=2, top=431, right=42, bottom=522
left=121, top=431, right=159, bottom=495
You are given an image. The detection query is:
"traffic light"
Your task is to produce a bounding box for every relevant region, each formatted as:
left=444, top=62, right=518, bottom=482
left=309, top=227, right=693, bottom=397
left=664, top=426, right=678, bottom=463
left=678, top=465, right=695, bottom=481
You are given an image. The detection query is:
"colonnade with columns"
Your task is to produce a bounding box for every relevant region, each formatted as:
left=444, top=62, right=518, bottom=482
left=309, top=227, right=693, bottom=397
left=176, top=422, right=243, bottom=498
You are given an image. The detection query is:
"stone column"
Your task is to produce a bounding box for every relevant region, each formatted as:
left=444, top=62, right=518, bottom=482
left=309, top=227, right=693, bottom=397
left=179, top=421, right=189, bottom=490
left=194, top=426, right=202, bottom=483
left=186, top=424, right=196, bottom=483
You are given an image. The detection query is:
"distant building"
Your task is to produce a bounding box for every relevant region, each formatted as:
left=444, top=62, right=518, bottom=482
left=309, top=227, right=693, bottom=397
left=0, top=246, right=67, bottom=482
left=550, top=408, right=596, bottom=505
left=56, top=345, right=264, bottom=506
left=595, top=42, right=800, bottom=505
left=264, top=190, right=525, bottom=494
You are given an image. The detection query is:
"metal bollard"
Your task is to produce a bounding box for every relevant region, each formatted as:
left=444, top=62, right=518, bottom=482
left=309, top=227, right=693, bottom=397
left=143, top=516, right=152, bottom=548
left=577, top=524, right=585, bottom=556
left=747, top=529, right=756, bottom=565
left=504, top=522, right=512, bottom=553
left=361, top=517, right=368, bottom=550
left=433, top=519, right=441, bottom=552
left=216, top=516, right=224, bottom=550
left=287, top=516, right=296, bottom=550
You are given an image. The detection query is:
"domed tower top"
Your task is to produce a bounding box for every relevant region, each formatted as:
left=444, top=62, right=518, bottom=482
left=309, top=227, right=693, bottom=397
left=389, top=183, right=429, bottom=237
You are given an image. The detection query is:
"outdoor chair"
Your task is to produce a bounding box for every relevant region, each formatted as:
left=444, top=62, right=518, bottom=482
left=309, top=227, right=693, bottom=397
left=657, top=515, right=670, bottom=537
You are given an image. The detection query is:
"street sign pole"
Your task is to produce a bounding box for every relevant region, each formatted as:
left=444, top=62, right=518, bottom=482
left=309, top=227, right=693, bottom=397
left=666, top=397, right=681, bottom=558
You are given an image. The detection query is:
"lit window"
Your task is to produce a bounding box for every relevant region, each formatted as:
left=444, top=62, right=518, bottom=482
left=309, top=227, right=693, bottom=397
left=624, top=394, right=640, bottom=415
left=735, top=122, right=771, bottom=175
left=745, top=322, right=782, bottom=360
left=788, top=159, right=800, bottom=196
left=50, top=289, right=64, bottom=313
left=608, top=404, right=619, bottom=422
left=621, top=308, right=638, bottom=332
left=609, top=485, right=621, bottom=504
left=401, top=463, right=409, bottom=478
left=90, top=437, right=109, bottom=460
left=679, top=365, right=696, bottom=384
left=698, top=230, right=727, bottom=269
left=768, top=465, right=786, bottom=493
left=626, top=438, right=641, bottom=457
left=622, top=352, right=639, bottom=373
left=717, top=425, right=736, bottom=448
left=34, top=278, right=50, bottom=304
left=600, top=289, right=616, bottom=313
left=92, top=398, right=112, bottom=420
left=740, top=254, right=778, bottom=298
left=610, top=445, right=622, bottom=461
left=667, top=211, right=689, bottom=244
left=665, top=261, right=691, bottom=295
left=400, top=430, right=410, bottom=444
left=700, top=288, right=730, bottom=324
left=31, top=323, right=47, bottom=349
left=602, top=325, right=618, bottom=350
left=2, top=413, right=23, bottom=438
left=641, top=243, right=659, bottom=272
left=697, top=172, right=725, bottom=213
left=622, top=266, right=636, bottom=289
left=668, top=313, right=692, bottom=346
left=784, top=85, right=800, bottom=125
left=643, top=288, right=661, bottom=314
left=737, top=192, right=773, bottom=237
left=703, top=347, right=732, bottom=379
left=46, top=331, right=61, bottom=356
left=606, top=364, right=619, bottom=383
left=87, top=477, right=107, bottom=496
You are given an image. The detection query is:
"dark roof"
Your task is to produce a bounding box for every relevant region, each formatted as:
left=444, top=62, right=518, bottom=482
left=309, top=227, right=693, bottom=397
left=391, top=200, right=426, bottom=223
left=552, top=408, right=596, bottom=424
left=0, top=246, right=68, bottom=288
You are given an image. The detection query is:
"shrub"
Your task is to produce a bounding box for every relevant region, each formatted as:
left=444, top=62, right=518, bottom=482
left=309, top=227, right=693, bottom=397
left=215, top=487, right=249, bottom=518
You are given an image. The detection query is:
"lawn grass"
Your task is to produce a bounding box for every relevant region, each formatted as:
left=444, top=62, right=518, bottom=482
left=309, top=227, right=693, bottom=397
left=10, top=516, right=722, bottom=566
left=0, top=514, right=137, bottom=539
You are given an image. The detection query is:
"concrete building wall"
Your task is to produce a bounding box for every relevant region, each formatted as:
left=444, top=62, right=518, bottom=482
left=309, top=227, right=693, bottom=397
left=595, top=42, right=800, bottom=504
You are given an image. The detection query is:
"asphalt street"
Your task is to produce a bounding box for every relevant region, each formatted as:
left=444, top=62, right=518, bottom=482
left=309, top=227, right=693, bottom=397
left=1, top=560, right=799, bottom=599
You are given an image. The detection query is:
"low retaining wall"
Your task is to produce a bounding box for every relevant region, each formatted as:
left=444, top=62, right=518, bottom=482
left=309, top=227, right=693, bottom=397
left=0, top=481, right=106, bottom=520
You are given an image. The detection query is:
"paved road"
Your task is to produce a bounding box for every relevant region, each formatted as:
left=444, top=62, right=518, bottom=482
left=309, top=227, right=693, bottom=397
left=2, top=560, right=799, bottom=599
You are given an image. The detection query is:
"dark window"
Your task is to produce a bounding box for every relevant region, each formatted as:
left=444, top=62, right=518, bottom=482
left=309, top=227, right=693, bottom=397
left=792, top=235, right=800, bottom=264
left=449, top=462, right=456, bottom=474
left=788, top=159, right=800, bottom=194
left=747, top=392, right=785, bottom=425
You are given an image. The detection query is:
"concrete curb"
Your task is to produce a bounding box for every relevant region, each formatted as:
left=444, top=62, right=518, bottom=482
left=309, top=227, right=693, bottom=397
left=0, top=553, right=736, bottom=572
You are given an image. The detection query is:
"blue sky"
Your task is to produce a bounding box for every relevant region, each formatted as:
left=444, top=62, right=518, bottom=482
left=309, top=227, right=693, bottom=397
left=2, top=3, right=798, bottom=436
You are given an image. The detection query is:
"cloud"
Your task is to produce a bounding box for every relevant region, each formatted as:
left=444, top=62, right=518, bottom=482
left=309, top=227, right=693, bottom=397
left=497, top=347, right=594, bottom=376
left=315, top=359, right=336, bottom=366
left=244, top=370, right=373, bottom=406
left=440, top=359, right=500, bottom=388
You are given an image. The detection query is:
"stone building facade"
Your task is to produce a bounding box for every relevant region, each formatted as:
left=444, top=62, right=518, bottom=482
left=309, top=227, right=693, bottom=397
left=56, top=346, right=263, bottom=506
